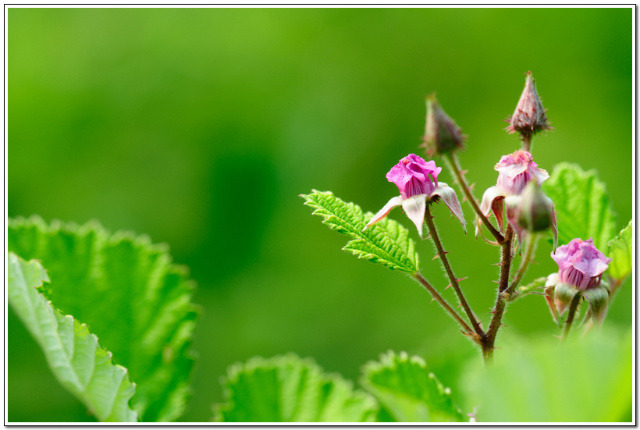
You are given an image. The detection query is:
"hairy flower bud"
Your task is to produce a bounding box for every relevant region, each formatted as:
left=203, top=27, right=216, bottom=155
left=516, top=182, right=555, bottom=233
left=551, top=238, right=611, bottom=291
left=422, top=94, right=464, bottom=157
left=386, top=153, right=441, bottom=199
left=495, top=150, right=548, bottom=195
left=507, top=71, right=550, bottom=138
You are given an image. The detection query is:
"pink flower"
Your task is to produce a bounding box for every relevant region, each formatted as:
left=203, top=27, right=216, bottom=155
left=495, top=150, right=549, bottom=195
left=365, top=154, right=465, bottom=237
left=477, top=150, right=555, bottom=246
left=507, top=71, right=550, bottom=138
left=385, top=154, right=442, bottom=199
left=551, top=238, right=611, bottom=290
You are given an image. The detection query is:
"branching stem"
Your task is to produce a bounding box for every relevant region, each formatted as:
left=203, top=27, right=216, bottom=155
left=412, top=272, right=474, bottom=336
left=424, top=204, right=483, bottom=336
left=483, top=226, right=514, bottom=361
left=444, top=153, right=505, bottom=244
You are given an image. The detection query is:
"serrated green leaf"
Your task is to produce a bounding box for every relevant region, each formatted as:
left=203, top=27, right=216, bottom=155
left=360, top=351, right=465, bottom=422
left=608, top=220, right=632, bottom=282
left=8, top=217, right=198, bottom=422
left=543, top=163, right=617, bottom=250
left=8, top=253, right=137, bottom=422
left=301, top=190, right=420, bottom=273
left=459, top=329, right=632, bottom=422
left=213, top=354, right=379, bottom=422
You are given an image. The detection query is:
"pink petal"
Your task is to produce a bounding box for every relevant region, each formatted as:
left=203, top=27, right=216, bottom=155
left=363, top=196, right=403, bottom=230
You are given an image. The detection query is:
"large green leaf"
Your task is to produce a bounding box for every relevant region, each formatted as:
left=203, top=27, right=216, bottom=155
left=360, top=351, right=465, bottom=422
left=543, top=163, right=617, bottom=250
left=301, top=190, right=420, bottom=273
left=213, top=354, right=379, bottom=422
left=608, top=220, right=632, bottom=283
left=459, top=329, right=632, bottom=422
left=8, top=253, right=137, bottom=422
left=8, top=217, right=198, bottom=422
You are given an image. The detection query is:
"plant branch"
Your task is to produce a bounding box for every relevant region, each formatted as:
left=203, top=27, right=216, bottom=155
left=483, top=226, right=514, bottom=360
left=562, top=293, right=582, bottom=340
left=444, top=153, right=505, bottom=244
left=424, top=204, right=483, bottom=336
left=412, top=272, right=475, bottom=336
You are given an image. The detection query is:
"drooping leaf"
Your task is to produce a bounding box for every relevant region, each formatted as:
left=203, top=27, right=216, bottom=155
left=213, top=354, right=379, bottom=422
left=607, top=220, right=632, bottom=283
left=543, top=163, right=616, bottom=250
left=8, top=217, right=199, bottom=422
left=8, top=253, right=137, bottom=422
left=301, top=190, right=420, bottom=273
left=459, top=329, right=632, bottom=422
left=360, top=351, right=465, bottom=422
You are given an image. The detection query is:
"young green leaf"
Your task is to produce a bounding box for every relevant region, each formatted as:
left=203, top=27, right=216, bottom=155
left=301, top=190, right=420, bottom=273
left=360, top=351, right=465, bottom=422
left=8, top=217, right=199, bottom=422
left=543, top=163, right=616, bottom=250
left=459, top=329, right=632, bottom=422
left=607, top=220, right=632, bottom=283
left=213, top=354, right=379, bottom=422
left=8, top=253, right=137, bottom=422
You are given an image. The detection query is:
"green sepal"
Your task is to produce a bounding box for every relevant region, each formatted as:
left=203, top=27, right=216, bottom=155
left=581, top=284, right=610, bottom=325
left=554, top=283, right=579, bottom=316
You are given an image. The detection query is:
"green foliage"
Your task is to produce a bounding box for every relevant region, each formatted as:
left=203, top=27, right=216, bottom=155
left=543, top=163, right=617, bottom=250
left=301, top=190, right=420, bottom=273
left=8, top=253, right=137, bottom=422
left=607, top=220, right=632, bottom=283
left=361, top=351, right=465, bottom=422
left=213, top=354, right=379, bottom=422
left=460, top=329, right=632, bottom=422
left=8, top=217, right=198, bottom=422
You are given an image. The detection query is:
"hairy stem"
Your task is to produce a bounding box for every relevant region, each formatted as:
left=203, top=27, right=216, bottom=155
left=444, top=153, right=505, bottom=244
left=412, top=273, right=474, bottom=336
left=505, top=234, right=538, bottom=297
left=424, top=204, right=483, bottom=336
left=483, top=226, right=514, bottom=360
left=522, top=134, right=532, bottom=152
left=562, top=293, right=582, bottom=340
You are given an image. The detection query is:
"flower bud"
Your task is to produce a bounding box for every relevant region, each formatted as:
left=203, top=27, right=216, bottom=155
left=422, top=94, right=464, bottom=157
left=516, top=181, right=554, bottom=233
left=507, top=71, right=551, bottom=138
left=551, top=238, right=611, bottom=291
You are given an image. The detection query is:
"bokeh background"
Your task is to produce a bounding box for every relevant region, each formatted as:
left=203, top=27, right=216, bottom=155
left=8, top=7, right=632, bottom=422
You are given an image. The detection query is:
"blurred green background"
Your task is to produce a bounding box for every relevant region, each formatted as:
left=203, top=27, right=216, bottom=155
left=9, top=7, right=632, bottom=422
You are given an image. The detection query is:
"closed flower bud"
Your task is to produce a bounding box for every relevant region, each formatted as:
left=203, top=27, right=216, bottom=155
left=516, top=181, right=555, bottom=233
left=422, top=94, right=464, bottom=157
left=507, top=71, right=551, bottom=138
